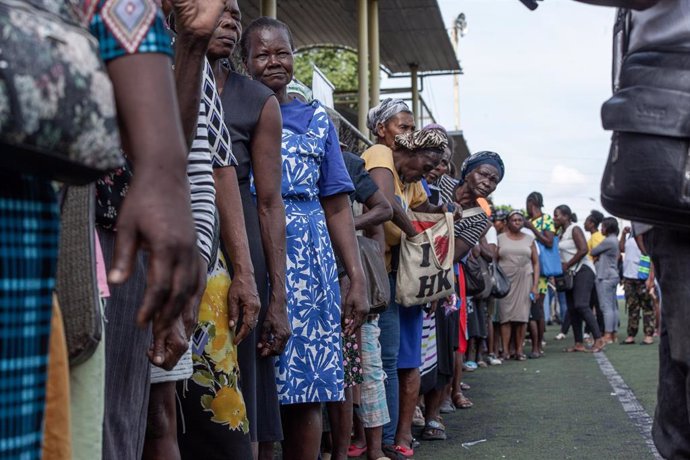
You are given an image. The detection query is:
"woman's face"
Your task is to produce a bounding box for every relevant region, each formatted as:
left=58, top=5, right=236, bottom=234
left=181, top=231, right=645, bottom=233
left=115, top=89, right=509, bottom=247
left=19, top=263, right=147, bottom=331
left=494, top=220, right=506, bottom=233
left=377, top=112, right=415, bottom=149
left=507, top=214, right=524, bottom=233
left=553, top=209, right=567, bottom=228
left=584, top=216, right=595, bottom=233
left=245, top=27, right=294, bottom=94
left=398, top=151, right=441, bottom=184
left=465, top=164, right=500, bottom=199
left=207, top=0, right=242, bottom=61
left=426, top=155, right=450, bottom=182
left=525, top=198, right=536, bottom=219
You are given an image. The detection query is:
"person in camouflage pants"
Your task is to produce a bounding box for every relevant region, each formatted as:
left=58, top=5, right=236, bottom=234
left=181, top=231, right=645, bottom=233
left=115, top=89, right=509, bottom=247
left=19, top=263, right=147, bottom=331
left=623, top=279, right=655, bottom=341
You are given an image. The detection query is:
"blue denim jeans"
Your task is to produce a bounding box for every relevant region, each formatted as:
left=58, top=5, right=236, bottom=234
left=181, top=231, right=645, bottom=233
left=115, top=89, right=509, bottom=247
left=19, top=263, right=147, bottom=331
left=379, top=274, right=401, bottom=445
left=596, top=277, right=619, bottom=333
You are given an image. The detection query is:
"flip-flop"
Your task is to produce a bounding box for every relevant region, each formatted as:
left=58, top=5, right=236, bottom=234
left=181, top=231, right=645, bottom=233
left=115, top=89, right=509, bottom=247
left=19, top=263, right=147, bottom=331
left=393, top=444, right=414, bottom=458
left=348, top=444, right=367, bottom=457
left=641, top=340, right=654, bottom=345
left=460, top=382, right=471, bottom=391
left=621, top=340, right=635, bottom=345
left=564, top=347, right=587, bottom=353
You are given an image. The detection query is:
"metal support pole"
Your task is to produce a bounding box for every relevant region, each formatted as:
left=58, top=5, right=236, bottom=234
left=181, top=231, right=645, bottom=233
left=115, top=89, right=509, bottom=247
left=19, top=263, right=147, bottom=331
left=410, top=64, right=419, bottom=128
left=368, top=0, right=380, bottom=108
left=451, top=27, right=460, bottom=130
left=260, top=0, right=277, bottom=18
left=357, top=0, right=369, bottom=134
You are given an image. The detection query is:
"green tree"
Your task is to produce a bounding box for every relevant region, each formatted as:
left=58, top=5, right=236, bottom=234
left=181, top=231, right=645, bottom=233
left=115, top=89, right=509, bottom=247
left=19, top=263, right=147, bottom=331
left=293, top=48, right=359, bottom=92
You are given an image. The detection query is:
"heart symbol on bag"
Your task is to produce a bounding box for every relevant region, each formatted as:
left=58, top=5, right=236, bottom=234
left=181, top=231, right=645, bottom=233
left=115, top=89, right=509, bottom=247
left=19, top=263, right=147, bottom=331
left=434, top=235, right=450, bottom=263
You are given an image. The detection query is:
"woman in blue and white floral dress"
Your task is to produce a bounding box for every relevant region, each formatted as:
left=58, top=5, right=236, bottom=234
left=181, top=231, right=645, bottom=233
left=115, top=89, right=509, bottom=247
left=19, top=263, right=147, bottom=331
left=241, top=17, right=369, bottom=460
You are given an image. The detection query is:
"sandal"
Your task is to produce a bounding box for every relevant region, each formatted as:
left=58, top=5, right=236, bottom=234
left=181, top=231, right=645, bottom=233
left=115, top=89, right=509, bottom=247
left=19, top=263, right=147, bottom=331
left=412, top=405, right=425, bottom=427
left=382, top=445, right=407, bottom=460
left=421, top=420, right=447, bottom=441
left=393, top=444, right=414, bottom=458
left=460, top=382, right=471, bottom=391
left=516, top=353, right=527, bottom=361
left=440, top=397, right=456, bottom=414
left=528, top=352, right=541, bottom=359
left=591, top=338, right=606, bottom=353
left=564, top=345, right=587, bottom=353
left=348, top=443, right=367, bottom=457
left=452, top=392, right=474, bottom=409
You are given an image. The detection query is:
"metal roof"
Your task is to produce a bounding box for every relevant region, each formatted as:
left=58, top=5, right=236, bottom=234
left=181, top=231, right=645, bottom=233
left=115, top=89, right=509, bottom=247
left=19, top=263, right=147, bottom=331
left=238, top=0, right=460, bottom=75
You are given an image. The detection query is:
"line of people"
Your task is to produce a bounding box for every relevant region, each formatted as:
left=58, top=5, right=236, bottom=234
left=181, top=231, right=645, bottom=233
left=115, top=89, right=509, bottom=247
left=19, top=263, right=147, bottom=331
left=1, top=2, right=506, bottom=460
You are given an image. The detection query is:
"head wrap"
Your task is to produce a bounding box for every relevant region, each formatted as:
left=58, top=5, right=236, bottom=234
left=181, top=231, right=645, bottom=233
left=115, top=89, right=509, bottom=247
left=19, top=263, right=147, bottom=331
left=459, top=150, right=505, bottom=184
left=422, top=123, right=447, bottom=134
left=508, top=210, right=524, bottom=219
left=394, top=128, right=448, bottom=153
left=287, top=78, right=313, bottom=103
left=366, top=98, right=412, bottom=132
left=493, top=210, right=508, bottom=222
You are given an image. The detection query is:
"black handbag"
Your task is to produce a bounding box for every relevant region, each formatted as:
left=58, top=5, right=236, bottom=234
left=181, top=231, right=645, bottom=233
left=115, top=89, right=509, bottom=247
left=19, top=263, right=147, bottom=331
left=357, top=236, right=390, bottom=314
left=554, top=270, right=575, bottom=292
left=600, top=10, right=690, bottom=229
left=462, top=254, right=486, bottom=298
left=489, top=262, right=511, bottom=299
left=0, top=0, right=123, bottom=184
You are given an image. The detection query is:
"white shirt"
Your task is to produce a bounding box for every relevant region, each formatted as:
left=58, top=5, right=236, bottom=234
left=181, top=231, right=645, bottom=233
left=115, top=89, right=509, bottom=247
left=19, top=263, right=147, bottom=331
left=558, top=224, right=595, bottom=273
left=485, top=225, right=498, bottom=246
left=622, top=236, right=642, bottom=279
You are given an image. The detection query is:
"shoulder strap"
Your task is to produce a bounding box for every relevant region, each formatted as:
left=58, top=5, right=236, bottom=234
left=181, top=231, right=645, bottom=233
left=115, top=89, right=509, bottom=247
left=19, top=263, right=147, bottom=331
left=461, top=207, right=485, bottom=219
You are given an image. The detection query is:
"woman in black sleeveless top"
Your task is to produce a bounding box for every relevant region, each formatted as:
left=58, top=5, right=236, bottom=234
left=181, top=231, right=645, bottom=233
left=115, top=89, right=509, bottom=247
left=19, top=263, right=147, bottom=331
left=203, top=1, right=289, bottom=458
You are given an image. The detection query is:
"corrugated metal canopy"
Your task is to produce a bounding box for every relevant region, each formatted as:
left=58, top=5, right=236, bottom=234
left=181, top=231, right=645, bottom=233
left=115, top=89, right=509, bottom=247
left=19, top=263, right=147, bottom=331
left=237, top=0, right=460, bottom=75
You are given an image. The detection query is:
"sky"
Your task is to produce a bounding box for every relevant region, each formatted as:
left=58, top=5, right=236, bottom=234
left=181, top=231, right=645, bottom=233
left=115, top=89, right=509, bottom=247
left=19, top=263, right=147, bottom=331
left=384, top=0, right=618, bottom=222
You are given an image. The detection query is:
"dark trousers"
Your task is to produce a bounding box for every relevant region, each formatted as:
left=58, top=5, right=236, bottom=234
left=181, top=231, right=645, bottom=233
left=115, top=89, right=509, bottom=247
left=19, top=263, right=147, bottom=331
left=565, top=266, right=601, bottom=343
left=645, top=228, right=690, bottom=458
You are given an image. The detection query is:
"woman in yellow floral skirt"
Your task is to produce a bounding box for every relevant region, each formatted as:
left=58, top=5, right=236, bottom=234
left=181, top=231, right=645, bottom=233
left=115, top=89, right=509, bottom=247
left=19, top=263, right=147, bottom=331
left=177, top=253, right=251, bottom=459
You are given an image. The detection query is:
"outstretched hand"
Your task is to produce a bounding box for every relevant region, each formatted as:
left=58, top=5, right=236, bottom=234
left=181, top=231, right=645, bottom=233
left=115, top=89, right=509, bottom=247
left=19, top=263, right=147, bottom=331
left=170, top=0, right=225, bottom=38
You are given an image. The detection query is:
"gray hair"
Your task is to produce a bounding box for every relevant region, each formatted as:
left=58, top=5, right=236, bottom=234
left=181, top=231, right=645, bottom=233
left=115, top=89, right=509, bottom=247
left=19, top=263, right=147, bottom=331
left=366, top=98, right=412, bottom=133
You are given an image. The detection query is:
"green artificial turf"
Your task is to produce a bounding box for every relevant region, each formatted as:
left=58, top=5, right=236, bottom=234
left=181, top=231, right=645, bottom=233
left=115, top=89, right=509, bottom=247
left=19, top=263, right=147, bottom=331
left=410, top=313, right=659, bottom=459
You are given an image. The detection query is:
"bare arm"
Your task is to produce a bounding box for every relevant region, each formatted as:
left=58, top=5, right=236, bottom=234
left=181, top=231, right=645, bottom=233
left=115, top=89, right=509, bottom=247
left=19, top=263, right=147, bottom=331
left=368, top=168, right=418, bottom=237
left=563, top=226, right=590, bottom=270
left=524, top=219, right=555, bottom=248
left=106, top=53, right=202, bottom=366
left=167, top=0, right=224, bottom=144
left=531, top=242, right=540, bottom=295
left=354, top=189, right=393, bottom=231
left=454, top=220, right=491, bottom=262
left=249, top=96, right=291, bottom=357
left=479, top=237, right=497, bottom=262
left=619, top=226, right=630, bottom=253
left=214, top=167, right=260, bottom=345
left=322, top=194, right=368, bottom=334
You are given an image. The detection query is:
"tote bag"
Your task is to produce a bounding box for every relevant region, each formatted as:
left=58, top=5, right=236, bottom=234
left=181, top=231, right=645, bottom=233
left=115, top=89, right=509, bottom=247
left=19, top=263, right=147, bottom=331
left=535, top=217, right=562, bottom=277
left=396, top=211, right=455, bottom=307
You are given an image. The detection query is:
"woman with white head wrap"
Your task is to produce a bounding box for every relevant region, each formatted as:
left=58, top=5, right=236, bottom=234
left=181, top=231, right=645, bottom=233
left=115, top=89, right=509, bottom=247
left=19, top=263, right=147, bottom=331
left=367, top=98, right=415, bottom=149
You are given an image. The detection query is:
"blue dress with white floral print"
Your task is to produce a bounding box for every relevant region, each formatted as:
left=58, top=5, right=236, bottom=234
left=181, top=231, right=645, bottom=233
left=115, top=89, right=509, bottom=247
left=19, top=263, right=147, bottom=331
left=273, top=99, right=353, bottom=404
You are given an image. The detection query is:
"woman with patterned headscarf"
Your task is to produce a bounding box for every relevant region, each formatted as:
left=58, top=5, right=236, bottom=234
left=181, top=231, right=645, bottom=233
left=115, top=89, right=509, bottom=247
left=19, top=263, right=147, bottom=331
left=361, top=127, right=459, bottom=457
left=443, top=151, right=505, bottom=411
left=367, top=98, right=416, bottom=149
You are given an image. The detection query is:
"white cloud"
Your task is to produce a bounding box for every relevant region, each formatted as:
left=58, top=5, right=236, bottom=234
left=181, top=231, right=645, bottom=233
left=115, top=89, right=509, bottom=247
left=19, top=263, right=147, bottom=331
left=550, top=164, right=588, bottom=186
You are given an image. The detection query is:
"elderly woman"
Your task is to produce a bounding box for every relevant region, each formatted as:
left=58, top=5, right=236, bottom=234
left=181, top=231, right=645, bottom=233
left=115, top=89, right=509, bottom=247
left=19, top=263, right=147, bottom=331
left=447, top=152, right=504, bottom=410
left=590, top=217, right=621, bottom=344
left=203, top=3, right=289, bottom=457
left=362, top=127, right=452, bottom=457
left=241, top=17, right=368, bottom=460
left=497, top=211, right=540, bottom=361
left=554, top=205, right=606, bottom=353
left=367, top=98, right=416, bottom=148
